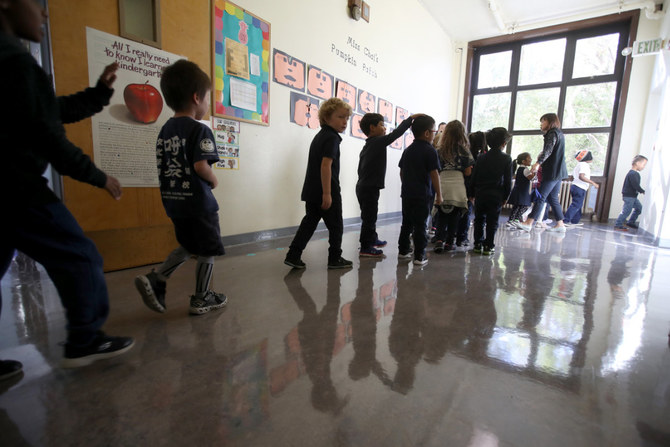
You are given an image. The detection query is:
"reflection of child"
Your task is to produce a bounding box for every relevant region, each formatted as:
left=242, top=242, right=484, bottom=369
left=135, top=60, right=227, bottom=316
left=285, top=98, right=353, bottom=269
left=506, top=152, right=534, bottom=227
left=1, top=1, right=134, bottom=371
left=614, top=155, right=647, bottom=231
left=357, top=112, right=417, bottom=257
left=564, top=150, right=599, bottom=225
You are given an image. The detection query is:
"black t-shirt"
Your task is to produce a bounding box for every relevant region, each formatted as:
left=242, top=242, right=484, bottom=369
left=301, top=125, right=342, bottom=203
left=398, top=140, right=440, bottom=200
left=357, top=117, right=413, bottom=189
left=157, top=117, right=219, bottom=217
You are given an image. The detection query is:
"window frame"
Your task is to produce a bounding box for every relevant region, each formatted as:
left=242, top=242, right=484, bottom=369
left=463, top=11, right=639, bottom=221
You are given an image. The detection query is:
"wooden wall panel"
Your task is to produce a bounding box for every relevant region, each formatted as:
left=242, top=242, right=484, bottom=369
left=49, top=0, right=211, bottom=271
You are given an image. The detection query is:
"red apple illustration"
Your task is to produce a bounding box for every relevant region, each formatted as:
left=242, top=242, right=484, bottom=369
left=123, top=82, right=163, bottom=124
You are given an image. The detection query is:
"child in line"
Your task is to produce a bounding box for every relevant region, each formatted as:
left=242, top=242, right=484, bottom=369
left=285, top=98, right=353, bottom=269
left=397, top=115, right=443, bottom=266
left=614, top=155, right=647, bottom=231
left=506, top=152, right=534, bottom=228
left=433, top=120, right=474, bottom=252
left=456, top=131, right=487, bottom=246
left=1, top=0, right=133, bottom=373
left=357, top=112, right=418, bottom=257
left=135, top=60, right=227, bottom=315
left=470, top=128, right=513, bottom=255
left=564, top=150, right=599, bottom=225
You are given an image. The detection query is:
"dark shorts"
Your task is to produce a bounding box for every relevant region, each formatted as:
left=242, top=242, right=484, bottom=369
left=172, top=213, right=225, bottom=256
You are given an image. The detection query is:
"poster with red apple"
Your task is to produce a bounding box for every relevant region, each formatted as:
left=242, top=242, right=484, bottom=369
left=86, top=28, right=186, bottom=187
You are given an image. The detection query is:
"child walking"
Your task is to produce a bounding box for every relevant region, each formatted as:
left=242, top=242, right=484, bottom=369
left=357, top=112, right=417, bottom=257
left=564, top=150, right=599, bottom=225
left=506, top=152, right=534, bottom=228
left=135, top=60, right=227, bottom=315
left=284, top=98, right=353, bottom=269
left=470, top=128, right=513, bottom=255
left=614, top=155, right=647, bottom=231
left=397, top=115, right=443, bottom=266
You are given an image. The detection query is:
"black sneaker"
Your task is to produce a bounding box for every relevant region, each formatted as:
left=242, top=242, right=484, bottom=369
left=135, top=271, right=167, bottom=313
left=360, top=247, right=384, bottom=257
left=398, top=250, right=413, bottom=259
left=473, top=244, right=482, bottom=254
left=284, top=256, right=306, bottom=269
left=373, top=239, right=388, bottom=248
left=457, top=238, right=469, bottom=247
left=413, top=255, right=428, bottom=266
left=482, top=246, right=496, bottom=255
left=626, top=222, right=639, bottom=229
left=0, top=359, right=23, bottom=381
left=189, top=291, right=228, bottom=315
left=328, top=257, right=354, bottom=269
left=433, top=241, right=445, bottom=253
left=61, top=333, right=135, bottom=368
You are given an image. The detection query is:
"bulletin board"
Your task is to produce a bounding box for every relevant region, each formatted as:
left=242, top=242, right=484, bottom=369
left=212, top=1, right=271, bottom=126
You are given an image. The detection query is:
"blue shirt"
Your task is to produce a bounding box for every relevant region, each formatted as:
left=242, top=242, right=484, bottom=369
left=398, top=139, right=440, bottom=200
left=156, top=117, right=219, bottom=217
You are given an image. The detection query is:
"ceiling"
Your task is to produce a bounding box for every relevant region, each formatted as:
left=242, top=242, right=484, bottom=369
left=418, top=0, right=663, bottom=42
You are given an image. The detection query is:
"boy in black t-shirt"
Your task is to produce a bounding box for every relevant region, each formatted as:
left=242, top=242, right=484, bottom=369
left=285, top=97, right=353, bottom=269
left=135, top=60, right=227, bottom=316
left=357, top=113, right=417, bottom=257
left=397, top=115, right=443, bottom=266
left=614, top=155, right=647, bottom=231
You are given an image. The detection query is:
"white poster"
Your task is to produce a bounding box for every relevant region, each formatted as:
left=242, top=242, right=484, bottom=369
left=86, top=27, right=185, bottom=187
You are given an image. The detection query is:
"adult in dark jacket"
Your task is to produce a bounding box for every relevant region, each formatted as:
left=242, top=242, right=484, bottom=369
left=0, top=0, right=133, bottom=378
left=517, top=113, right=568, bottom=233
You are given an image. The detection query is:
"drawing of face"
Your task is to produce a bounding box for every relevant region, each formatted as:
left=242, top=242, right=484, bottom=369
left=379, top=99, right=393, bottom=122
left=396, top=108, right=409, bottom=126
left=274, top=50, right=305, bottom=89
left=307, top=67, right=333, bottom=100
left=292, top=98, right=320, bottom=129
left=350, top=115, right=366, bottom=139
left=336, top=81, right=356, bottom=107
left=404, top=132, right=414, bottom=148
left=358, top=91, right=375, bottom=113
left=389, top=130, right=403, bottom=150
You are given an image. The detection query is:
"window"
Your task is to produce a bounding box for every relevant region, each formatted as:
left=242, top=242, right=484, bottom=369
left=468, top=22, right=629, bottom=186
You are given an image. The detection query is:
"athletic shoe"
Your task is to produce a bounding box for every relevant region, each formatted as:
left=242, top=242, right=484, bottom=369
left=189, top=290, right=228, bottom=315
left=0, top=360, right=23, bottom=381
left=456, top=238, right=469, bottom=247
left=413, top=255, right=428, bottom=266
left=482, top=246, right=495, bottom=255
left=445, top=243, right=456, bottom=251
left=373, top=239, right=388, bottom=247
left=360, top=247, right=384, bottom=257
left=543, top=219, right=553, bottom=224
left=546, top=225, right=567, bottom=233
left=473, top=244, right=482, bottom=254
left=614, top=225, right=628, bottom=231
left=134, top=271, right=167, bottom=313
left=284, top=256, right=306, bottom=269
left=328, top=257, right=354, bottom=269
left=398, top=250, right=413, bottom=259
left=433, top=241, right=445, bottom=253
left=61, top=333, right=135, bottom=368
left=517, top=223, right=532, bottom=232
left=626, top=222, right=639, bottom=229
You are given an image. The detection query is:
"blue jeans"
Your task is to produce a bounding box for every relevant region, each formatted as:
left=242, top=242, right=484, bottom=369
left=615, top=197, right=642, bottom=227
left=563, top=185, right=586, bottom=224
left=529, top=178, right=564, bottom=222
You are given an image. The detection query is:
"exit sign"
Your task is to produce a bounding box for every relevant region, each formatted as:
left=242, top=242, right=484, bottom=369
left=632, top=38, right=664, bottom=56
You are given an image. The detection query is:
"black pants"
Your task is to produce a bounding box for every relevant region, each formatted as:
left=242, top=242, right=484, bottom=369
left=398, top=197, right=431, bottom=260
left=356, top=185, right=380, bottom=250
left=288, top=198, right=343, bottom=262
left=473, top=195, right=503, bottom=249
left=0, top=202, right=109, bottom=347
left=456, top=200, right=473, bottom=243
left=434, top=207, right=460, bottom=245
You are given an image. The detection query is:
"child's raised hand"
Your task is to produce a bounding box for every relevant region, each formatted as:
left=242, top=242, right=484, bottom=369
left=99, top=62, right=119, bottom=89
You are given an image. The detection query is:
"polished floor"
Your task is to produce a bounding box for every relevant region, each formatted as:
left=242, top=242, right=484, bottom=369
left=1, top=218, right=670, bottom=446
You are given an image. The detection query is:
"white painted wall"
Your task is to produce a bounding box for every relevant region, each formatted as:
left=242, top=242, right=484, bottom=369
left=212, top=0, right=453, bottom=236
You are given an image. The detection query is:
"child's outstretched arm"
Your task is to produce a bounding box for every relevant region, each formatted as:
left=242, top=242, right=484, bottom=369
left=194, top=160, right=218, bottom=189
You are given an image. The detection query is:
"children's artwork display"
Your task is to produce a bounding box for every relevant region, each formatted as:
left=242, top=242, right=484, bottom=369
left=395, top=106, right=409, bottom=126
left=378, top=98, right=393, bottom=123
left=403, top=131, right=415, bottom=148
left=212, top=1, right=270, bottom=126
left=357, top=89, right=376, bottom=114
left=335, top=79, right=357, bottom=109
left=350, top=114, right=366, bottom=140
left=213, top=117, right=240, bottom=170
left=306, top=66, right=334, bottom=100
left=389, top=128, right=403, bottom=150
left=290, top=92, right=320, bottom=129
left=273, top=49, right=305, bottom=91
